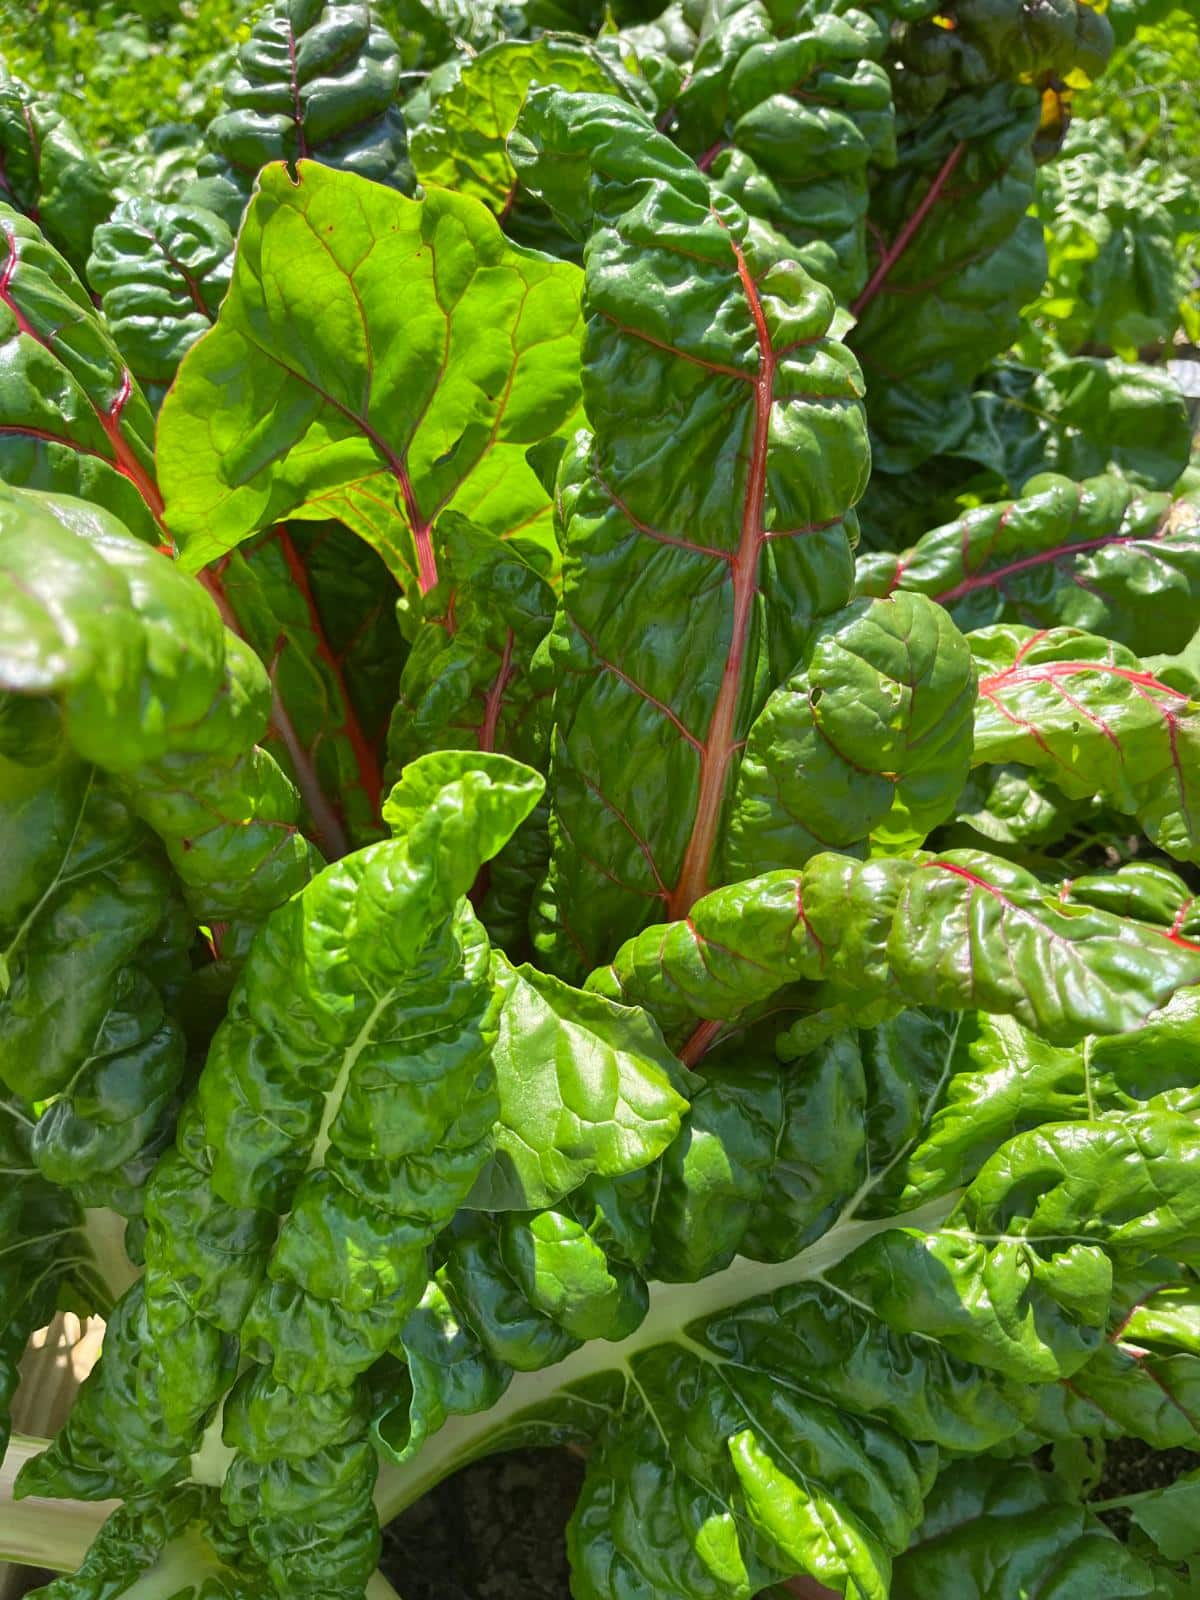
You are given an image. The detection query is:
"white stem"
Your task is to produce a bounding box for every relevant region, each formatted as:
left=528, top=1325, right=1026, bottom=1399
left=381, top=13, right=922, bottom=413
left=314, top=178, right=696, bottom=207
left=374, top=1192, right=958, bottom=1521
left=0, top=1435, right=115, bottom=1569
left=81, top=1208, right=140, bottom=1304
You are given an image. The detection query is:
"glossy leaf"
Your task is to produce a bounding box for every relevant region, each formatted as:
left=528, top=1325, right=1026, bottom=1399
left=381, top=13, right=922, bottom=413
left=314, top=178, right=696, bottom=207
left=86, top=198, right=234, bottom=402
left=158, top=161, right=583, bottom=588
left=0, top=206, right=162, bottom=545
left=0, top=80, right=113, bottom=277
left=468, top=952, right=692, bottom=1210
left=196, top=0, right=413, bottom=227
left=856, top=472, right=1200, bottom=657
left=724, top=591, right=976, bottom=874
left=372, top=1113, right=1199, bottom=1600
left=0, top=484, right=315, bottom=926
left=660, top=0, right=897, bottom=301
left=890, top=1458, right=1157, bottom=1599
left=25, top=752, right=544, bottom=1594
left=590, top=849, right=1200, bottom=1046
left=513, top=87, right=868, bottom=970
left=971, top=624, right=1200, bottom=862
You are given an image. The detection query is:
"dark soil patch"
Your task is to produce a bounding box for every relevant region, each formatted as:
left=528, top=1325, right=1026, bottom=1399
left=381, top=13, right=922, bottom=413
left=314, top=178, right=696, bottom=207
left=1093, top=1437, right=1200, bottom=1538
left=379, top=1448, right=585, bottom=1599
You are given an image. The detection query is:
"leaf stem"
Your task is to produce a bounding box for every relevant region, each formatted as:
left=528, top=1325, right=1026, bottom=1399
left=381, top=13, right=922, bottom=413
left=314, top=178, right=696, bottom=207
left=851, top=140, right=967, bottom=318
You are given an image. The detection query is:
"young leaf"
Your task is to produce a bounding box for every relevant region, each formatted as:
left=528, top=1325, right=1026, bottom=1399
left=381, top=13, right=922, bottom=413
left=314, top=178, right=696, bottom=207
left=158, top=161, right=583, bottom=588
left=409, top=37, right=644, bottom=248
left=856, top=472, right=1200, bottom=657
left=723, top=591, right=976, bottom=875
left=971, top=625, right=1200, bottom=862
left=512, top=88, right=869, bottom=969
left=468, top=953, right=693, bottom=1211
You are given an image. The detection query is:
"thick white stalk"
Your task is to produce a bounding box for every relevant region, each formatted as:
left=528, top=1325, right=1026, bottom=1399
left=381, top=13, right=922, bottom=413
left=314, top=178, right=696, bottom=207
left=373, top=1191, right=958, bottom=1521
left=0, top=1434, right=115, bottom=1569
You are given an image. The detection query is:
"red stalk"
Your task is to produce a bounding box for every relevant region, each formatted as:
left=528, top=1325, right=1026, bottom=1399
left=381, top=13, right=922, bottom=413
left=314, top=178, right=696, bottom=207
left=851, top=141, right=967, bottom=319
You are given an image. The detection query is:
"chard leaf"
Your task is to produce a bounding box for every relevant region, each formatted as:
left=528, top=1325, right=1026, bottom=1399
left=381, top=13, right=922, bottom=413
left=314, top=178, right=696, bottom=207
left=468, top=952, right=692, bottom=1211
left=890, top=1458, right=1157, bottom=1599
left=158, top=161, right=583, bottom=588
left=387, top=511, right=556, bottom=773
left=373, top=1112, right=1199, bottom=1600
left=659, top=0, right=897, bottom=302
left=971, top=625, right=1200, bottom=862
left=590, top=849, right=1200, bottom=1046
left=512, top=87, right=868, bottom=969
left=410, top=37, right=643, bottom=247
left=0, top=80, right=113, bottom=277
left=0, top=485, right=316, bottom=925
left=86, top=198, right=234, bottom=404
left=849, top=82, right=1047, bottom=472
left=212, top=520, right=402, bottom=849
left=195, top=0, right=413, bottom=227
left=724, top=591, right=976, bottom=874
left=22, top=753, right=544, bottom=1593
left=956, top=357, right=1193, bottom=495
left=0, top=208, right=162, bottom=545
left=856, top=472, right=1200, bottom=657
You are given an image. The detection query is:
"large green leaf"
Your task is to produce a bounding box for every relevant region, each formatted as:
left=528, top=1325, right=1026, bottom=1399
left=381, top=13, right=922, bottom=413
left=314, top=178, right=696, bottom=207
left=970, top=624, right=1200, bottom=862
left=856, top=473, right=1200, bottom=657
left=512, top=87, right=869, bottom=971
left=651, top=0, right=897, bottom=302
left=589, top=848, right=1200, bottom=1046
left=21, top=752, right=545, bottom=1595
left=890, top=1458, right=1157, bottom=1599
left=158, top=161, right=583, bottom=587
left=372, top=1113, right=1197, bottom=1600
left=0, top=207, right=162, bottom=545
left=0, top=485, right=315, bottom=926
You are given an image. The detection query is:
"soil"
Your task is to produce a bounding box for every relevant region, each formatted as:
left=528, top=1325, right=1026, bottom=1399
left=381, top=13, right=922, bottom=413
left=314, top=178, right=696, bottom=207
left=379, top=1448, right=585, bottom=1600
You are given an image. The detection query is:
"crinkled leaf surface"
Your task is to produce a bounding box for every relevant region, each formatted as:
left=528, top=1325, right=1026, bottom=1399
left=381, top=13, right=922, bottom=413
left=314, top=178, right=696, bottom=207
left=158, top=161, right=583, bottom=588
left=468, top=952, right=692, bottom=1210
left=0, top=207, right=162, bottom=545
left=512, top=87, right=868, bottom=971
left=372, top=1113, right=1198, bottom=1600
left=0, top=80, right=113, bottom=277
left=590, top=849, right=1200, bottom=1046
left=196, top=0, right=413, bottom=226
left=724, top=591, right=976, bottom=874
left=971, top=624, right=1200, bottom=863
left=87, top=198, right=234, bottom=398
left=857, top=473, right=1200, bottom=657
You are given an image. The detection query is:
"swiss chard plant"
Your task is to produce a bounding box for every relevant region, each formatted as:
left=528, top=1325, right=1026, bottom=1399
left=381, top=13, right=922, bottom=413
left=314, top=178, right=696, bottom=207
left=3, top=2, right=1200, bottom=1598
